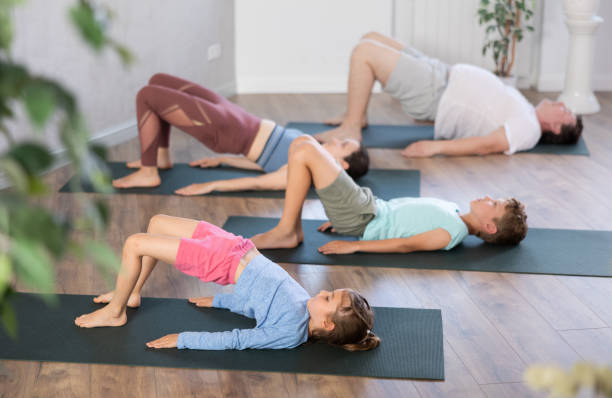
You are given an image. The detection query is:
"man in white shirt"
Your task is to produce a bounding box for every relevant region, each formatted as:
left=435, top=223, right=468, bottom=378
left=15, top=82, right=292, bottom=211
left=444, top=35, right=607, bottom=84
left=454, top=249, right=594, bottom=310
left=317, top=32, right=583, bottom=157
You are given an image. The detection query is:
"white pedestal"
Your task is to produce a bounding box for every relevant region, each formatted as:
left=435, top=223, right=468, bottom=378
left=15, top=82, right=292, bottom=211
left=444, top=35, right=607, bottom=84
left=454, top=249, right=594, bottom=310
left=557, top=16, right=603, bottom=114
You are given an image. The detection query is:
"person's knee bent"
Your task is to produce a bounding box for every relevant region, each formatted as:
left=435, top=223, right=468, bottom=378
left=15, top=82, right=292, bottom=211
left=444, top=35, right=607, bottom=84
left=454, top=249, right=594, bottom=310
left=124, top=233, right=148, bottom=255
left=136, top=86, right=154, bottom=104
left=289, top=135, right=316, bottom=154
left=147, top=214, right=170, bottom=234
left=361, top=31, right=384, bottom=42
left=351, top=41, right=376, bottom=64
left=288, top=137, right=321, bottom=164
left=148, top=73, right=171, bottom=86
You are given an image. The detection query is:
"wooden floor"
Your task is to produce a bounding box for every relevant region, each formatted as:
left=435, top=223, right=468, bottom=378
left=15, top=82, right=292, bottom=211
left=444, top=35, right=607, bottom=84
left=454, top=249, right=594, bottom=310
left=1, top=91, right=611, bottom=398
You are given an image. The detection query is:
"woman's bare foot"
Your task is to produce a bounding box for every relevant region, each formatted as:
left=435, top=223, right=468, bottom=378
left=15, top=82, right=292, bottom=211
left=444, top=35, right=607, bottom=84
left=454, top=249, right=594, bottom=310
left=93, top=291, right=141, bottom=308
left=314, top=123, right=363, bottom=143
left=126, top=151, right=172, bottom=169
left=113, top=167, right=161, bottom=189
left=74, top=305, right=127, bottom=328
left=251, top=226, right=303, bottom=249
left=324, top=114, right=368, bottom=128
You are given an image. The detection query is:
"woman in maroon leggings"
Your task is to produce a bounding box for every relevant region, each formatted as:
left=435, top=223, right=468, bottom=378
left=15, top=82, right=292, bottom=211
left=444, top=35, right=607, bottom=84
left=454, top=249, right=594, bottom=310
left=113, top=74, right=369, bottom=195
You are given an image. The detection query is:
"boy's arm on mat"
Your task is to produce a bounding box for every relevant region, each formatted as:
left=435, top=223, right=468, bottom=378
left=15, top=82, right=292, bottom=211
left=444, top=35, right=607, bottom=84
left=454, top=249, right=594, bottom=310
left=190, top=155, right=263, bottom=171
left=174, top=167, right=288, bottom=196
left=318, top=228, right=452, bottom=254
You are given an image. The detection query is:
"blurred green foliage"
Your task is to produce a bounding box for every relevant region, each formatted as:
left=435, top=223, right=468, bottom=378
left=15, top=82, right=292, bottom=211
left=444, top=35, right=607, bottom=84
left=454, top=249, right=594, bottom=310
left=478, top=0, right=535, bottom=77
left=526, top=363, right=612, bottom=397
left=0, top=0, right=132, bottom=338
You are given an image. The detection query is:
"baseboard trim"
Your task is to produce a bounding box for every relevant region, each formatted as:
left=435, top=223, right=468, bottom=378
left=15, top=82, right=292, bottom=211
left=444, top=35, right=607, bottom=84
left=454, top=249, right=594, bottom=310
left=537, top=73, right=612, bottom=92
left=0, top=120, right=138, bottom=190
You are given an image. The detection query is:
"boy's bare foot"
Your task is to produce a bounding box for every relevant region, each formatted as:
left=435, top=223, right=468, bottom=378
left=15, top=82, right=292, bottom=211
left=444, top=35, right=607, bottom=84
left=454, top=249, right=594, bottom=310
left=314, top=123, right=363, bottom=143
left=74, top=306, right=127, bottom=328
left=112, top=168, right=161, bottom=188
left=323, top=114, right=368, bottom=128
left=93, top=291, right=141, bottom=308
left=251, top=226, right=304, bottom=249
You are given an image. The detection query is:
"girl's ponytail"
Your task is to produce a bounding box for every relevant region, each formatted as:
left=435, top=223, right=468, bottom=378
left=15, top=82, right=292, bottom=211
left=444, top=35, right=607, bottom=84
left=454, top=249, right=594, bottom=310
left=341, top=330, right=380, bottom=351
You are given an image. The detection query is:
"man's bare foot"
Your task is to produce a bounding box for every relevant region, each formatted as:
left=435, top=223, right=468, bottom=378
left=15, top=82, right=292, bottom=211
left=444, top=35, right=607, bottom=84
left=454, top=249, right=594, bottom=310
left=93, top=291, right=141, bottom=308
left=314, top=123, right=363, bottom=143
left=74, top=306, right=127, bottom=328
left=112, top=168, right=161, bottom=189
left=323, top=114, right=368, bottom=128
left=251, top=226, right=304, bottom=249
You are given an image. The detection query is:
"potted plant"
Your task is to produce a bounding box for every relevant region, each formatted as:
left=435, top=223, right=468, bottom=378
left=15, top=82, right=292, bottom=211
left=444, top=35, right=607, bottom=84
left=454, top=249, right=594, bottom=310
left=477, top=0, right=535, bottom=86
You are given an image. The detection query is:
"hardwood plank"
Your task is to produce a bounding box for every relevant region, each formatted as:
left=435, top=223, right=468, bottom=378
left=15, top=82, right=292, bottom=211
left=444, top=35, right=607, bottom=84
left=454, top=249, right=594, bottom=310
left=28, top=362, right=89, bottom=398
left=455, top=272, right=581, bottom=366
left=559, top=328, right=612, bottom=364
left=413, top=340, right=486, bottom=398
left=0, top=360, right=36, bottom=398
left=480, top=382, right=546, bottom=398
left=153, top=368, right=223, bottom=398
left=91, top=364, right=156, bottom=398
left=399, top=270, right=524, bottom=384
left=501, top=274, right=606, bottom=330
left=557, top=276, right=612, bottom=326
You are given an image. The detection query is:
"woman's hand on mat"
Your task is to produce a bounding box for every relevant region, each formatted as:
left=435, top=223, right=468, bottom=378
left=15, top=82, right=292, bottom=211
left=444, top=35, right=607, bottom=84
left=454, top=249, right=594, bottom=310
left=188, top=296, right=214, bottom=307
left=401, top=140, right=440, bottom=158
left=318, top=240, right=358, bottom=255
left=146, top=333, right=178, bottom=349
left=189, top=156, right=223, bottom=168
left=317, top=221, right=336, bottom=233
left=175, top=182, right=216, bottom=196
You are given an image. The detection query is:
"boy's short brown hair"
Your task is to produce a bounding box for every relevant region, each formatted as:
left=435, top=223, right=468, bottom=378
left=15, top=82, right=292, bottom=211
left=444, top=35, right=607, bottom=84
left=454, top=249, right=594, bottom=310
left=479, top=198, right=528, bottom=245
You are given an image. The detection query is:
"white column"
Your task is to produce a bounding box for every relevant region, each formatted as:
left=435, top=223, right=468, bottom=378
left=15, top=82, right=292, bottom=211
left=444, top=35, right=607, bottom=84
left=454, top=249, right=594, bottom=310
left=558, top=0, right=603, bottom=114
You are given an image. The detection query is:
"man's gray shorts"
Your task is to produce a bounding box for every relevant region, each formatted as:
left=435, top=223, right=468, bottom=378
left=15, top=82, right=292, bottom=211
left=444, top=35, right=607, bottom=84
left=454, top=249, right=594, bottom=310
left=384, top=46, right=449, bottom=121
left=315, top=171, right=377, bottom=237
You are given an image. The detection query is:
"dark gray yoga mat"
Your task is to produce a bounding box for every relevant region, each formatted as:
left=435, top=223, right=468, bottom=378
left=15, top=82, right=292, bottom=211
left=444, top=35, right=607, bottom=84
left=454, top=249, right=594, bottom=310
left=223, top=217, right=612, bottom=277
left=59, top=162, right=420, bottom=200
left=286, top=122, right=590, bottom=155
left=0, top=293, right=444, bottom=380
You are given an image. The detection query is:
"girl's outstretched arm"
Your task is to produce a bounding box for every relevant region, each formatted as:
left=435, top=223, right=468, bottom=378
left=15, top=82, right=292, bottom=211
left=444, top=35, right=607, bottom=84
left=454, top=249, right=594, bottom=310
left=147, top=327, right=299, bottom=350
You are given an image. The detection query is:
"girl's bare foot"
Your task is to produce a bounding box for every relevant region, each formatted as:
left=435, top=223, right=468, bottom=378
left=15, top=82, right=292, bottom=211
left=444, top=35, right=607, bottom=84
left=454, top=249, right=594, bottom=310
left=74, top=306, right=127, bottom=328
left=314, top=123, right=362, bottom=143
left=251, top=226, right=303, bottom=249
left=113, top=168, right=161, bottom=188
left=93, top=291, right=141, bottom=308
left=323, top=114, right=368, bottom=128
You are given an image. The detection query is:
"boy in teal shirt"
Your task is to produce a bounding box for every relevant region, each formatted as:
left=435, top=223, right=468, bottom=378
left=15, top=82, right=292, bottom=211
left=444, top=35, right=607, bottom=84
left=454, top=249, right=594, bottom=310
left=251, top=136, right=527, bottom=254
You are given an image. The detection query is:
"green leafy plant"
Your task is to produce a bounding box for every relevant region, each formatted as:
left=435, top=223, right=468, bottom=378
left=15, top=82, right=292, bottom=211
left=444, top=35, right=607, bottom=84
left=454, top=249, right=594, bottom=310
left=0, top=0, right=132, bottom=338
left=478, top=0, right=534, bottom=77
left=525, top=363, right=612, bottom=397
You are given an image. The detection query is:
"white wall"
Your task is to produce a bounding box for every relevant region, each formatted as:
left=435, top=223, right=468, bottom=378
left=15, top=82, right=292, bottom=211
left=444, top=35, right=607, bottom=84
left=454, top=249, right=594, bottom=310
left=5, top=0, right=235, bottom=153
left=394, top=0, right=541, bottom=88
left=235, top=0, right=393, bottom=93
left=537, top=0, right=612, bottom=91
left=235, top=0, right=611, bottom=94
